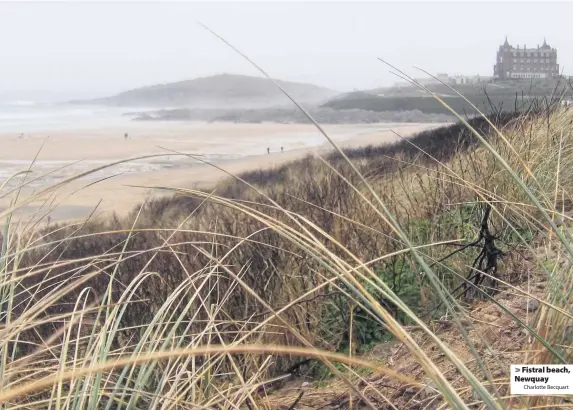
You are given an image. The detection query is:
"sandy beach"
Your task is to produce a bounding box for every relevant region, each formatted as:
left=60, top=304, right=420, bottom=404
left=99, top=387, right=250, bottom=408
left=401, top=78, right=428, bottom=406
left=0, top=122, right=444, bottom=224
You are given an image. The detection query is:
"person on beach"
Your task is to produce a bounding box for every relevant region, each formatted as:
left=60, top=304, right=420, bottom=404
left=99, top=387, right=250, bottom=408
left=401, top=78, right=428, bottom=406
left=267, top=147, right=270, bottom=154
left=124, top=133, right=128, bottom=140
left=281, top=146, right=284, bottom=153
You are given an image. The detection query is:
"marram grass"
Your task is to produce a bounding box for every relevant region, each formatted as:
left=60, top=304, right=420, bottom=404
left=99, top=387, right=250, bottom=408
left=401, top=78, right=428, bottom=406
left=2, top=81, right=573, bottom=408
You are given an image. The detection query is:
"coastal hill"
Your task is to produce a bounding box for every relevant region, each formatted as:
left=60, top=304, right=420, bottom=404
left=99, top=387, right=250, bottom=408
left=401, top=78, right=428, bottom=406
left=322, top=77, right=571, bottom=114
left=71, top=73, right=340, bottom=108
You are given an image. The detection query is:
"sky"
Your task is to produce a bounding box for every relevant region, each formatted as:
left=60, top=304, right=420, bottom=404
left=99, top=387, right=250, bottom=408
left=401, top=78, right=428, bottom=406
left=0, top=1, right=572, bottom=101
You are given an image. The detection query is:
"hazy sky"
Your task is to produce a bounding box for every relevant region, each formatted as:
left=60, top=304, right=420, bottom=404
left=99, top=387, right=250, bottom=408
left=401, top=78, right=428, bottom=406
left=1, top=1, right=572, bottom=101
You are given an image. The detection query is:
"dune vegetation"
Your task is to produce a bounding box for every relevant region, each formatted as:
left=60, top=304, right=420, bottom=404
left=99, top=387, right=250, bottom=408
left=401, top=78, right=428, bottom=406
left=2, top=89, right=573, bottom=409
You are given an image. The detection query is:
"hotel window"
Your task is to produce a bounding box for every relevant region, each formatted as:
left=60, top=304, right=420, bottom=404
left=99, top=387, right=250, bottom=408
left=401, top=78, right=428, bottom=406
left=534, top=59, right=537, bottom=63
left=513, top=65, right=517, bottom=70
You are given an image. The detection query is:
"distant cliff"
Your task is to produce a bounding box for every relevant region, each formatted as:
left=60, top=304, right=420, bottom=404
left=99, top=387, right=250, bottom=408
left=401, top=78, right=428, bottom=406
left=70, top=74, right=340, bottom=109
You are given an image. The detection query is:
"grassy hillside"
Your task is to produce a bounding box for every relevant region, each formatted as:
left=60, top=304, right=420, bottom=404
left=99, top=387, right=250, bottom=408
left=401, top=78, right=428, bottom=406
left=72, top=73, right=340, bottom=108
left=323, top=79, right=572, bottom=115
left=2, top=103, right=573, bottom=408
left=323, top=93, right=547, bottom=115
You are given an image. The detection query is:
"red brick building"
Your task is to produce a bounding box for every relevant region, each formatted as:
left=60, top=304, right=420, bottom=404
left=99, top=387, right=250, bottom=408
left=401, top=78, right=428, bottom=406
left=493, top=37, right=559, bottom=80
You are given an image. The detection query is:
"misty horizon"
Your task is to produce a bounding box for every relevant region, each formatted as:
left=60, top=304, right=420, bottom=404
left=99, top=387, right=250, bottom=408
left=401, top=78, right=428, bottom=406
left=1, top=1, right=572, bottom=102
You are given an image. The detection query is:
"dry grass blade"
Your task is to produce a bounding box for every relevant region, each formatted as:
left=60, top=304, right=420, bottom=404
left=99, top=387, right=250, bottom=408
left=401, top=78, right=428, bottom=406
left=0, top=344, right=419, bottom=403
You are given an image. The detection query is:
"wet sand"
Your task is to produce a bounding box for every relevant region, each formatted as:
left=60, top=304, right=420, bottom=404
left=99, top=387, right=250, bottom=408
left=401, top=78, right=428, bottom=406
left=0, top=122, right=327, bottom=161
left=0, top=122, right=445, bottom=225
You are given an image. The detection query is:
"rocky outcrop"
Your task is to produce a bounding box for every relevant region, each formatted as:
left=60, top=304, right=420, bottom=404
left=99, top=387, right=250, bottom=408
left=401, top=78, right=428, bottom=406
left=126, top=107, right=453, bottom=124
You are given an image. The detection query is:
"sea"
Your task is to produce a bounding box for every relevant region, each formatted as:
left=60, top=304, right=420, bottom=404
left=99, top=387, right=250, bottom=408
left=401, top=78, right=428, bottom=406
left=0, top=100, right=136, bottom=133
